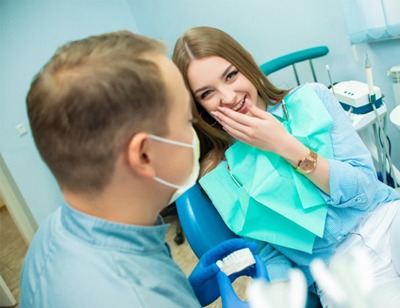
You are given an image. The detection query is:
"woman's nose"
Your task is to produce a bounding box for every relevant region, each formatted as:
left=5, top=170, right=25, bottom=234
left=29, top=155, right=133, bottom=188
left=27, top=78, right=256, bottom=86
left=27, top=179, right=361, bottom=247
left=219, top=87, right=237, bottom=106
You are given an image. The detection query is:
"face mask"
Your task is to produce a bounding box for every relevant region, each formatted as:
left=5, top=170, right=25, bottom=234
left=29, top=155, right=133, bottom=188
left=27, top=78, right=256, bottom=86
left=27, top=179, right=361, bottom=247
left=149, top=129, right=200, bottom=205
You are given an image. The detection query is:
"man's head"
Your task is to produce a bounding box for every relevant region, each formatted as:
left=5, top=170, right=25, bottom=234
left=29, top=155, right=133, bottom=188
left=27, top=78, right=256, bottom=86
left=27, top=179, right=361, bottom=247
left=27, top=31, right=171, bottom=194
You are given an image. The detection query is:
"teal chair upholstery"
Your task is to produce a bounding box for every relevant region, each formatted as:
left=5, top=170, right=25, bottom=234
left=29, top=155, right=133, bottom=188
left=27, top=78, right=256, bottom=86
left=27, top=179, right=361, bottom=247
left=176, top=183, right=322, bottom=308
left=260, top=46, right=329, bottom=85
left=176, top=183, right=237, bottom=259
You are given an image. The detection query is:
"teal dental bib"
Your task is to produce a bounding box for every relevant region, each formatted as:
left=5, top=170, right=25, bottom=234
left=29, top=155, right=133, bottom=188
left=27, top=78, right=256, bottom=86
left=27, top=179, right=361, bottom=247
left=199, top=84, right=334, bottom=253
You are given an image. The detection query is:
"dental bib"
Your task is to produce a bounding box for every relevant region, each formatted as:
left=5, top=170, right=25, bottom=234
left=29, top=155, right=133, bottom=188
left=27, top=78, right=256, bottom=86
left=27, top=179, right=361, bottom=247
left=199, top=84, right=334, bottom=253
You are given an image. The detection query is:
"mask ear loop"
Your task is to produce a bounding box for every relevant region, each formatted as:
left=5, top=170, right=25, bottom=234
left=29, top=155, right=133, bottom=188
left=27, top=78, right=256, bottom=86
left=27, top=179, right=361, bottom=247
left=148, top=134, right=193, bottom=148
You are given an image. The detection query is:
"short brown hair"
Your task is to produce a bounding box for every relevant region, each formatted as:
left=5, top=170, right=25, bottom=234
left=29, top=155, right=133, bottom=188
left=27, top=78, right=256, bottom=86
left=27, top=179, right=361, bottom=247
left=27, top=31, right=168, bottom=193
left=173, top=26, right=288, bottom=175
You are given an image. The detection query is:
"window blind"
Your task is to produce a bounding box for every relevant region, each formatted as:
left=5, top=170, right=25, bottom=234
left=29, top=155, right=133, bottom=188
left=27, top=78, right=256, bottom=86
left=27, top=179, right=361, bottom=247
left=342, top=0, right=400, bottom=44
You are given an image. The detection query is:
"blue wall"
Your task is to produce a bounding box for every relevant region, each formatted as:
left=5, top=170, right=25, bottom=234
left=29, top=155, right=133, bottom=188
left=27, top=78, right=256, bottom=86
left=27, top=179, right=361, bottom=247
left=1, top=0, right=399, bottom=225
left=129, top=0, right=400, bottom=174
left=0, top=0, right=138, bottom=224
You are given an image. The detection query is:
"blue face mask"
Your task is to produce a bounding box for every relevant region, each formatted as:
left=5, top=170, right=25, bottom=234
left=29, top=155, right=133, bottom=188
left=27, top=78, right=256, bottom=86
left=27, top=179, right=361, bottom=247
left=149, top=129, right=200, bottom=205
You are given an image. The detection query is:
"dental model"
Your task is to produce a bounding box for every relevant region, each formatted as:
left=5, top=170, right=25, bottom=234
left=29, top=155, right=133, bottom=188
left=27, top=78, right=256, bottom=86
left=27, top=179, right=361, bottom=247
left=216, top=247, right=256, bottom=276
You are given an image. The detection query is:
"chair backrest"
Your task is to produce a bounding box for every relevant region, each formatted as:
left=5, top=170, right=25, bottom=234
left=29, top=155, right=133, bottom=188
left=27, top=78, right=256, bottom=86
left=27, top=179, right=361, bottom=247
left=260, top=46, right=329, bottom=85
left=175, top=183, right=237, bottom=259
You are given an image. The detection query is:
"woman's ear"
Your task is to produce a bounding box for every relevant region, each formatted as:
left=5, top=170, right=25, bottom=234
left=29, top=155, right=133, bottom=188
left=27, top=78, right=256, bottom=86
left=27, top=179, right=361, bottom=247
left=126, top=133, right=156, bottom=179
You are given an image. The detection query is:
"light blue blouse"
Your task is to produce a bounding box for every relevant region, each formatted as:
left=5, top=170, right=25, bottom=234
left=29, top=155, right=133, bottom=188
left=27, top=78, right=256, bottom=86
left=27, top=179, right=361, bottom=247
left=20, top=202, right=201, bottom=308
left=257, top=83, right=400, bottom=285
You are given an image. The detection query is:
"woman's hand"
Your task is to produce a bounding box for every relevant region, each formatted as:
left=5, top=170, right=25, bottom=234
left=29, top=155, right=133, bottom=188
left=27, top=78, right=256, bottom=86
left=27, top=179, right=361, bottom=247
left=211, top=103, right=294, bottom=155
left=211, top=102, right=331, bottom=194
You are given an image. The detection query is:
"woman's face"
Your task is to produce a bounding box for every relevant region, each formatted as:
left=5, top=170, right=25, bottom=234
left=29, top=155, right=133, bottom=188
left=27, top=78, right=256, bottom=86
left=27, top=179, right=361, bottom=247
left=187, top=56, right=265, bottom=116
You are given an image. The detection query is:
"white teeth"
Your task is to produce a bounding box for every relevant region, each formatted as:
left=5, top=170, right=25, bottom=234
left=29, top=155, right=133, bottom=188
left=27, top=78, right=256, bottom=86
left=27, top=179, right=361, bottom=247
left=233, top=97, right=246, bottom=111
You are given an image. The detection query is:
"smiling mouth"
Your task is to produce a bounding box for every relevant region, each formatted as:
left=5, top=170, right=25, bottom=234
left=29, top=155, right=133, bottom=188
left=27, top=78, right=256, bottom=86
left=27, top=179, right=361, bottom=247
left=232, top=95, right=247, bottom=111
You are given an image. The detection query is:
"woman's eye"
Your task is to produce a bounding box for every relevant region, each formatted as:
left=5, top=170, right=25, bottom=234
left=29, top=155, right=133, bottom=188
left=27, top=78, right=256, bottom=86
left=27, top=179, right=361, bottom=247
left=226, top=70, right=238, bottom=81
left=200, top=90, right=213, bottom=100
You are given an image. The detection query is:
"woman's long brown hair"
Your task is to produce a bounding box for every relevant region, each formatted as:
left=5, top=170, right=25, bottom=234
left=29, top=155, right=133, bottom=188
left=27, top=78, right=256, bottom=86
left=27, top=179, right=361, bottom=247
left=173, top=26, right=289, bottom=176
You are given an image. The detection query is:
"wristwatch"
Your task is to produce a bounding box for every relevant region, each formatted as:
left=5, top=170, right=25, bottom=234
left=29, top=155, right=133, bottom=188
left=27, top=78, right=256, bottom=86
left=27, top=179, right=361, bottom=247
left=296, top=150, right=318, bottom=174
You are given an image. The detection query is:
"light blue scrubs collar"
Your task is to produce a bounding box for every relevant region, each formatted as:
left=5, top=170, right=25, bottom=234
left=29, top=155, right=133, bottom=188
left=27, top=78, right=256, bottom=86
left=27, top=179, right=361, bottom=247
left=61, top=201, right=170, bottom=253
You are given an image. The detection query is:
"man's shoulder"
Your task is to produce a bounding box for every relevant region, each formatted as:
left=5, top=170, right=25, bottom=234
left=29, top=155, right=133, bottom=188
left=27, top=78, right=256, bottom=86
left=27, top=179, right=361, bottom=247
left=25, top=207, right=61, bottom=252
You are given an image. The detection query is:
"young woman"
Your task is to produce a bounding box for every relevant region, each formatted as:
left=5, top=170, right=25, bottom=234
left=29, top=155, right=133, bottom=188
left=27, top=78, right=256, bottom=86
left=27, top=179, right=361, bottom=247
left=173, top=26, right=400, bottom=307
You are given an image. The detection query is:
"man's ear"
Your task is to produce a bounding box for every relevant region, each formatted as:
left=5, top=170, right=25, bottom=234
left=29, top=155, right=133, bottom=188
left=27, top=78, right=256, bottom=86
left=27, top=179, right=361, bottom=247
left=126, top=133, right=156, bottom=179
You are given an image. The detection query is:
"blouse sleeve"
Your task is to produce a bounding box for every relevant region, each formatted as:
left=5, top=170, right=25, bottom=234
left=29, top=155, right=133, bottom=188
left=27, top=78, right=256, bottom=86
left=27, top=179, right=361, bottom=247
left=313, top=83, right=379, bottom=210
left=256, top=242, right=294, bottom=283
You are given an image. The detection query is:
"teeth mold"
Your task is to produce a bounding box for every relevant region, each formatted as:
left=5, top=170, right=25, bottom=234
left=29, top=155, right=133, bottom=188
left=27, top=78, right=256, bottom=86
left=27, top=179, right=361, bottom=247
left=216, top=248, right=256, bottom=276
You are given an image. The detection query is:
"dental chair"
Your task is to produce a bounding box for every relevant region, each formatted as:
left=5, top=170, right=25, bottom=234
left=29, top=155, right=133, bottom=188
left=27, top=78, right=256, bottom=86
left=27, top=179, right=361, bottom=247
left=260, top=45, right=329, bottom=85
left=176, top=46, right=329, bottom=307
left=176, top=183, right=237, bottom=259
left=176, top=183, right=322, bottom=308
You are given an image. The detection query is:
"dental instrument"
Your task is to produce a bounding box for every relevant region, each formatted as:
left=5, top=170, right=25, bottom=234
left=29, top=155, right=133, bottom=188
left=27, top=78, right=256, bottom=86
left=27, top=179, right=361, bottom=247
left=365, top=56, right=398, bottom=188
left=247, top=279, right=273, bottom=308
left=282, top=100, right=289, bottom=121
left=325, top=64, right=336, bottom=96
left=247, top=268, right=308, bottom=308
left=288, top=268, right=308, bottom=308
left=311, top=247, right=373, bottom=308
left=310, top=259, right=348, bottom=305
left=330, top=56, right=399, bottom=188
left=365, top=54, right=374, bottom=96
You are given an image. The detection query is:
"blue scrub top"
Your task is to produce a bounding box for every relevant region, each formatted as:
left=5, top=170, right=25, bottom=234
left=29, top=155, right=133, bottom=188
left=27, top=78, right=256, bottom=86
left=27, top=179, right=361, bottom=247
left=20, top=202, right=201, bottom=308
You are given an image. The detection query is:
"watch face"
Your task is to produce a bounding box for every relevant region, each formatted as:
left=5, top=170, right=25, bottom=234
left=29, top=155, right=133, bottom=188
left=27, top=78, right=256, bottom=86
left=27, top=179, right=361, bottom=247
left=300, top=157, right=317, bottom=173
left=301, top=159, right=314, bottom=171
left=296, top=150, right=318, bottom=174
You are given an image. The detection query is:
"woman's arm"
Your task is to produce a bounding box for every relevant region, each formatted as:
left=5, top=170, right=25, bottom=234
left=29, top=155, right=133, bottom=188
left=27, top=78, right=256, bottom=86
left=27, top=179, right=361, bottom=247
left=256, top=242, right=295, bottom=283
left=312, top=83, right=378, bottom=209
left=211, top=82, right=378, bottom=207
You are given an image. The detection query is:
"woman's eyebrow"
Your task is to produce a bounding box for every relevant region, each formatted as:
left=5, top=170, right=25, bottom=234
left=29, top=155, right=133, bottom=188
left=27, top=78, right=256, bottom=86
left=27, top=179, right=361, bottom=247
left=194, top=86, right=208, bottom=95
left=221, top=64, right=233, bottom=79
